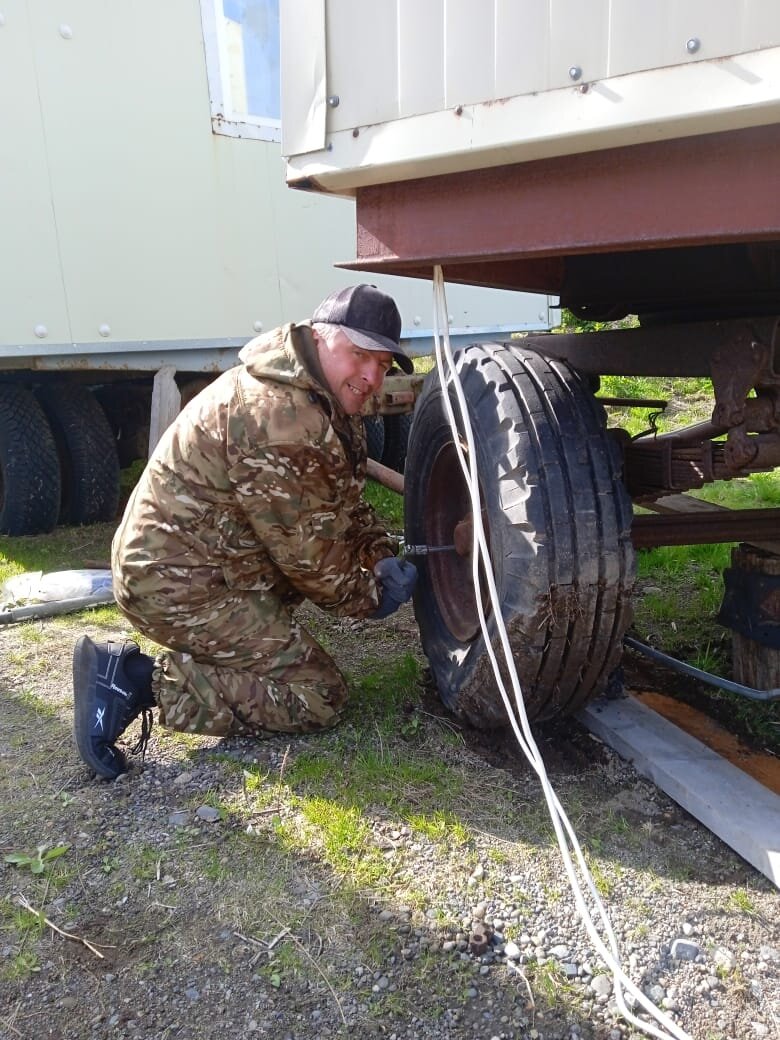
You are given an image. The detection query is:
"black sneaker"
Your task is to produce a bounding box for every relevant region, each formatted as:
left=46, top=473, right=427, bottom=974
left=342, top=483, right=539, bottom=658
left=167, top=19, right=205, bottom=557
left=72, top=636, right=155, bottom=780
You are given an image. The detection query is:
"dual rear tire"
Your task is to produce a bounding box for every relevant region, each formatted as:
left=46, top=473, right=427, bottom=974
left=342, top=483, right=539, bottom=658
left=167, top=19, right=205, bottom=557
left=0, top=384, right=119, bottom=535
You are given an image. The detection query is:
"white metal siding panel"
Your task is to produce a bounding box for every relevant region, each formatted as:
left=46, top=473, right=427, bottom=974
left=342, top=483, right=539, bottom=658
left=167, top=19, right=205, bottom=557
left=28, top=1, right=225, bottom=343
left=1, top=1, right=71, bottom=344
left=607, top=0, right=780, bottom=78
left=326, top=0, right=399, bottom=132
left=607, top=1, right=684, bottom=78
left=495, top=0, right=550, bottom=101
left=547, top=0, right=610, bottom=90
left=280, top=0, right=327, bottom=156
left=741, top=0, right=780, bottom=52
left=444, top=0, right=495, bottom=108
left=398, top=0, right=445, bottom=118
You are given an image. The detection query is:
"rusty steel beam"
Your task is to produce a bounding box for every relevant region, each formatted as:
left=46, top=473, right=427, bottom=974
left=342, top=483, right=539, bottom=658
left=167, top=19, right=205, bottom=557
left=518, top=317, right=779, bottom=376
left=630, top=509, right=780, bottom=549
left=348, top=125, right=780, bottom=290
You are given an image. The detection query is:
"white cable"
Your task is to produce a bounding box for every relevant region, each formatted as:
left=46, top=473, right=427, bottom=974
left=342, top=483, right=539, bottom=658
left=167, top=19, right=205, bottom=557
left=430, top=266, right=690, bottom=1040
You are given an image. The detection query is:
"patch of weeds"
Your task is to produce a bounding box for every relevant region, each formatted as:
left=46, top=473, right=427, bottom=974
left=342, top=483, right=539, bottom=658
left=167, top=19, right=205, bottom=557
left=0, top=522, right=113, bottom=584
left=286, top=740, right=460, bottom=822
left=526, top=958, right=572, bottom=1009
left=0, top=900, right=45, bottom=981
left=199, top=847, right=229, bottom=883
left=363, top=481, right=403, bottom=529
left=587, top=859, right=614, bottom=899
left=296, top=798, right=391, bottom=886
left=18, top=625, right=46, bottom=645
left=346, top=654, right=422, bottom=724
left=691, top=639, right=727, bottom=674
left=4, top=844, right=69, bottom=875
left=130, top=843, right=162, bottom=882
left=727, top=888, right=757, bottom=916
left=10, top=688, right=62, bottom=718
left=406, top=810, right=469, bottom=846
left=2, top=949, right=40, bottom=980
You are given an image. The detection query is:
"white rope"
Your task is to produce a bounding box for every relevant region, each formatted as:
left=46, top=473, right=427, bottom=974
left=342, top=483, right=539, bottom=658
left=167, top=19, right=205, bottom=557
left=430, top=265, right=690, bottom=1040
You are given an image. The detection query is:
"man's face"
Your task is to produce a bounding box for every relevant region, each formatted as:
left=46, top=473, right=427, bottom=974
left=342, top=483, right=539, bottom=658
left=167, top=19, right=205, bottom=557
left=313, top=325, right=393, bottom=415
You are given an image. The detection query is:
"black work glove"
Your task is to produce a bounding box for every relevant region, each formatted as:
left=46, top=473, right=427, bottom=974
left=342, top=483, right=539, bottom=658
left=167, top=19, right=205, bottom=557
left=371, top=557, right=418, bottom=619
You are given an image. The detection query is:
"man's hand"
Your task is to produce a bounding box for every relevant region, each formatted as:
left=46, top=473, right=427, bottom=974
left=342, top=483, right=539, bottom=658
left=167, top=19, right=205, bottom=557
left=371, top=556, right=418, bottom=619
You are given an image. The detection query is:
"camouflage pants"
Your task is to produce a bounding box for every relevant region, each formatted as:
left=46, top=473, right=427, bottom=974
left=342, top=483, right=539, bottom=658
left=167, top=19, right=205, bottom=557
left=118, top=588, right=348, bottom=738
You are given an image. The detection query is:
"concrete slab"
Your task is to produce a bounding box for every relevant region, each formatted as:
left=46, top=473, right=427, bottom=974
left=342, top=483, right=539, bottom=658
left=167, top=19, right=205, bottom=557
left=580, top=695, right=780, bottom=888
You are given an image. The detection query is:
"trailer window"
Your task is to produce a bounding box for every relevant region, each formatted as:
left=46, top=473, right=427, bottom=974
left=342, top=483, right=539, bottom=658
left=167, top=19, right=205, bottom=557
left=200, top=0, right=281, bottom=142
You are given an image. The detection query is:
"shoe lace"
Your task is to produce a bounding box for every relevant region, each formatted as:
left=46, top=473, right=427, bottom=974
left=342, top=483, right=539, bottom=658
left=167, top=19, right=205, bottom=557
left=130, top=708, right=154, bottom=760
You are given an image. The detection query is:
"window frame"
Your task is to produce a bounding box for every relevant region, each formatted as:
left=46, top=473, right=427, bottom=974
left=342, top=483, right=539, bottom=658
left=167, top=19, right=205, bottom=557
left=199, top=0, right=282, bottom=143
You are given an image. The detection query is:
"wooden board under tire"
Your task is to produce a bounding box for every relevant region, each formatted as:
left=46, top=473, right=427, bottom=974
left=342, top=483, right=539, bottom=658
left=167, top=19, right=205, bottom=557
left=580, top=693, right=780, bottom=888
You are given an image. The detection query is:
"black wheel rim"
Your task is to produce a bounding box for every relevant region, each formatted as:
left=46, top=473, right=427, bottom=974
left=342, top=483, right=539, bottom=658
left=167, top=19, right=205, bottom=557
left=425, top=440, right=491, bottom=643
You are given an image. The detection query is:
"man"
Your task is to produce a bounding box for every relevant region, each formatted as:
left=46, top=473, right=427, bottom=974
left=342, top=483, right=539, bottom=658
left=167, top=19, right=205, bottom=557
left=73, top=284, right=418, bottom=780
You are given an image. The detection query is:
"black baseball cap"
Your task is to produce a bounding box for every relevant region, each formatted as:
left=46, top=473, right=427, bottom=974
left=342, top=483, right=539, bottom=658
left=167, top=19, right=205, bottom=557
left=312, top=284, right=413, bottom=374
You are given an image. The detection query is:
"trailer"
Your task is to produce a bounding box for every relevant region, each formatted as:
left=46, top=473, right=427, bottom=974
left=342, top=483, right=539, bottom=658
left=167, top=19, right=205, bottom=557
left=0, top=0, right=550, bottom=537
left=280, top=0, right=780, bottom=725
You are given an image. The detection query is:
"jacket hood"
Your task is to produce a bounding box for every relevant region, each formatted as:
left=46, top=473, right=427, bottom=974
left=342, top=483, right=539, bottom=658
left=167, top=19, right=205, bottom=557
left=238, top=322, right=322, bottom=393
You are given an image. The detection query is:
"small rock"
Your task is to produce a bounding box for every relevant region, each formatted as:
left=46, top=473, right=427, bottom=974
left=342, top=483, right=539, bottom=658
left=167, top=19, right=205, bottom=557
left=671, top=938, right=700, bottom=961
left=196, top=805, right=221, bottom=823
left=174, top=772, right=194, bottom=786
left=504, top=941, right=521, bottom=960
left=591, top=975, right=612, bottom=998
left=712, top=946, right=736, bottom=972
left=647, top=984, right=666, bottom=1004
left=185, top=987, right=200, bottom=1001
left=168, top=810, right=191, bottom=826
left=550, top=944, right=570, bottom=960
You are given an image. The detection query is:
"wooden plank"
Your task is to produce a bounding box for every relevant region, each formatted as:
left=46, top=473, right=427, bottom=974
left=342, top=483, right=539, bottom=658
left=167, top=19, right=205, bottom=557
left=581, top=695, right=780, bottom=888
left=148, top=365, right=180, bottom=456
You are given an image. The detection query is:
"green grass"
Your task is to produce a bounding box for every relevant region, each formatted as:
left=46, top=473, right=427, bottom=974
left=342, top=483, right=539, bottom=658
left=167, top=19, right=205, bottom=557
left=364, top=480, right=403, bottom=529
left=0, top=521, right=116, bottom=586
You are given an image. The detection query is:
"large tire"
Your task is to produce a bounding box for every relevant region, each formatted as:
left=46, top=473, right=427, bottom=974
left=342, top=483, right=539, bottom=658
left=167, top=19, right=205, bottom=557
left=381, top=412, right=413, bottom=473
left=404, top=343, right=635, bottom=727
left=363, top=415, right=385, bottom=462
left=36, top=385, right=120, bottom=526
left=0, top=386, right=61, bottom=535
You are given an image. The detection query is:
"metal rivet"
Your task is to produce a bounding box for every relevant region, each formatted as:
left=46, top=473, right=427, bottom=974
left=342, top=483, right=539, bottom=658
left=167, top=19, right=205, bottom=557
left=568, top=65, right=582, bottom=81
left=326, top=142, right=333, bottom=152
left=253, top=321, right=263, bottom=333
left=413, top=316, right=421, bottom=326
left=686, top=37, right=700, bottom=54
left=327, top=95, right=340, bottom=108
left=448, top=315, right=454, bottom=325
left=34, top=324, right=48, bottom=339
left=454, top=105, right=463, bottom=116
left=59, top=24, right=73, bottom=40
left=352, top=127, right=359, bottom=138
left=99, top=324, right=111, bottom=338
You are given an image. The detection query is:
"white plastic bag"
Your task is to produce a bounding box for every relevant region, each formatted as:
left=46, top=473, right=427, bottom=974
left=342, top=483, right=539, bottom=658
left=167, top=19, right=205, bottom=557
left=0, top=569, right=113, bottom=609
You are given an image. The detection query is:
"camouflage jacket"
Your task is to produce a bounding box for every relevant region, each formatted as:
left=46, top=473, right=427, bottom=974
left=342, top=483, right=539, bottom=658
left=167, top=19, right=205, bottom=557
left=112, top=322, right=395, bottom=619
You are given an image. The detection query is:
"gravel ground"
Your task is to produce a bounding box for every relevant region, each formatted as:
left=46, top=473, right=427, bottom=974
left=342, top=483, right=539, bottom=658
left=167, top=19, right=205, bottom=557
left=1, top=603, right=778, bottom=1040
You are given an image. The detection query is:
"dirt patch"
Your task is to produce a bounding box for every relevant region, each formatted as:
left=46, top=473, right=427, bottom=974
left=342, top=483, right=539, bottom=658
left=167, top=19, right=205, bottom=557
left=1, top=604, right=778, bottom=1040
